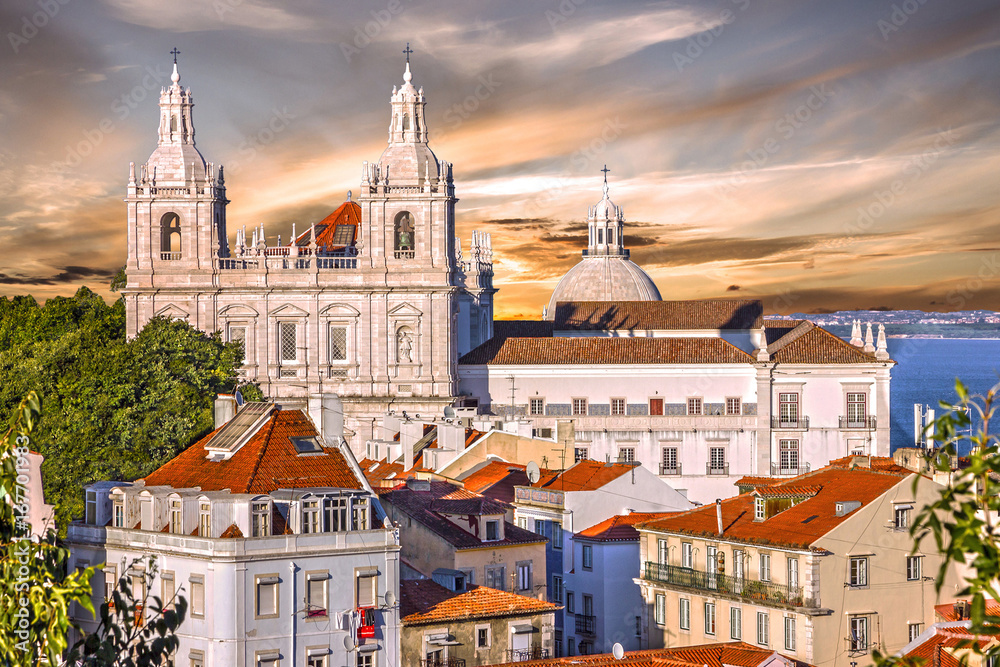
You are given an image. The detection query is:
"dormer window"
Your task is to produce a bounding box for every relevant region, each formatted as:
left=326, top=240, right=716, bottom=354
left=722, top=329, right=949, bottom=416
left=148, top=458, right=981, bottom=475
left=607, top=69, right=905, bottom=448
left=252, top=500, right=270, bottom=537
left=113, top=499, right=125, bottom=528
left=199, top=501, right=211, bottom=537
left=352, top=498, right=368, bottom=531
left=325, top=497, right=348, bottom=532
left=169, top=499, right=182, bottom=534
left=86, top=490, right=97, bottom=525
left=485, top=519, right=500, bottom=541
left=302, top=500, right=321, bottom=534
left=755, top=497, right=765, bottom=521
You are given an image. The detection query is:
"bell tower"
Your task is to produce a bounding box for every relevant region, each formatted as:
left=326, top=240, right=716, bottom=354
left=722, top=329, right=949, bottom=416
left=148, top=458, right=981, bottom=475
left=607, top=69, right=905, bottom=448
left=124, top=53, right=228, bottom=337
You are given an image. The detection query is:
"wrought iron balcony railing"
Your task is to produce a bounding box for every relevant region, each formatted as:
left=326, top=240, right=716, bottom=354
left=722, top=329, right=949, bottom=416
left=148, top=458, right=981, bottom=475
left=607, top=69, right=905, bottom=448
left=505, top=648, right=549, bottom=663
left=421, top=659, right=466, bottom=667
left=575, top=614, right=596, bottom=635
left=770, top=462, right=811, bottom=476
left=771, top=416, right=809, bottom=430
left=643, top=561, right=817, bottom=609
left=659, top=463, right=682, bottom=476
left=706, top=463, right=729, bottom=476
left=839, top=416, right=877, bottom=430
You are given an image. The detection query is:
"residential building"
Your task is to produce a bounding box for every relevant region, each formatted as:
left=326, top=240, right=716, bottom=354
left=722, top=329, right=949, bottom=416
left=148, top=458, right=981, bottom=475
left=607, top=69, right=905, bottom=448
left=67, top=400, right=401, bottom=667
left=570, top=512, right=677, bottom=655
left=378, top=480, right=548, bottom=599
left=635, top=457, right=961, bottom=667
left=512, top=461, right=694, bottom=656
left=400, top=579, right=558, bottom=667
left=896, top=619, right=997, bottom=667
left=491, top=641, right=812, bottom=667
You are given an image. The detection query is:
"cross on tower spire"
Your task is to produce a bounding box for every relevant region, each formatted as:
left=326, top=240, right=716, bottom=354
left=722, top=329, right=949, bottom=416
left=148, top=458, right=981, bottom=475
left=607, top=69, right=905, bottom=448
left=170, top=47, right=181, bottom=64
left=601, top=164, right=610, bottom=182
left=403, top=42, right=413, bottom=63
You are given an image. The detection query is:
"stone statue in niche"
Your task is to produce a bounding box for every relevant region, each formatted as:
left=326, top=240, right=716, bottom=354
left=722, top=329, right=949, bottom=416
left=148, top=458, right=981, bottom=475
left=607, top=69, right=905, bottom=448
left=397, top=329, right=413, bottom=363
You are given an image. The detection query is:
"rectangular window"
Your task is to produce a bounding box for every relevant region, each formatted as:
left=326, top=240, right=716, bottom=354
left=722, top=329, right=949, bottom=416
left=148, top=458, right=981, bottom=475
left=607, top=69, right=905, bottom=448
left=681, top=542, right=693, bottom=569
left=655, top=593, right=666, bottom=625
left=784, top=617, right=796, bottom=651
left=517, top=561, right=532, bottom=591
left=279, top=322, right=297, bottom=363
left=352, top=499, right=368, bottom=530
left=618, top=447, right=635, bottom=464
left=847, top=392, right=867, bottom=424
left=687, top=397, right=703, bottom=416
left=103, top=565, right=116, bottom=608
left=850, top=616, right=869, bottom=652
left=190, top=575, right=205, bottom=618
left=636, top=616, right=642, bottom=637
left=169, top=500, right=182, bottom=534
left=574, top=447, right=589, bottom=463
left=229, top=325, right=248, bottom=364
left=190, top=650, right=206, bottom=667
left=86, top=491, right=97, bottom=525
left=356, top=573, right=377, bottom=607
left=895, top=506, right=912, bottom=529
left=307, top=573, right=328, bottom=617
left=113, top=501, right=124, bottom=528
left=552, top=575, right=563, bottom=603
left=754, top=497, right=765, bottom=521
left=778, top=393, right=799, bottom=424
left=161, top=571, right=175, bottom=611
left=582, top=544, right=593, bottom=569
left=757, top=611, right=769, bottom=646
left=259, top=655, right=280, bottom=667
left=199, top=501, right=210, bottom=538
left=252, top=501, right=270, bottom=537
left=661, top=447, right=678, bottom=474
left=530, top=398, right=545, bottom=416
left=850, top=557, right=869, bottom=587
left=517, top=516, right=527, bottom=529
left=357, top=654, right=373, bottom=667
left=709, top=447, right=726, bottom=474
left=611, top=398, right=626, bottom=416
left=572, top=398, right=588, bottom=416
left=583, top=594, right=593, bottom=617
left=658, top=539, right=669, bottom=566
left=907, top=556, right=922, bottom=581
left=759, top=554, right=771, bottom=581
left=726, top=397, right=742, bottom=416
left=324, top=497, right=348, bottom=532
left=257, top=575, right=281, bottom=618
left=679, top=598, right=691, bottom=630
left=787, top=557, right=799, bottom=589
left=730, top=607, right=742, bottom=640
left=486, top=520, right=499, bottom=541
left=649, top=398, right=664, bottom=416
left=779, top=439, right=800, bottom=474
left=553, top=521, right=563, bottom=549
left=307, top=655, right=327, bottom=667
left=567, top=591, right=575, bottom=614
left=908, top=623, right=923, bottom=642
left=555, top=630, right=563, bottom=658
left=485, top=565, right=505, bottom=590
left=329, top=326, right=348, bottom=362
left=705, top=602, right=716, bottom=635
left=478, top=627, right=490, bottom=648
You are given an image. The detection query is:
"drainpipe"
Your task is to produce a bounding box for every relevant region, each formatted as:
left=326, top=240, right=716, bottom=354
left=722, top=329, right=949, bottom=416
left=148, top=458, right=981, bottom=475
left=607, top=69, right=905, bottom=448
left=716, top=499, right=723, bottom=536
left=289, top=560, right=297, bottom=666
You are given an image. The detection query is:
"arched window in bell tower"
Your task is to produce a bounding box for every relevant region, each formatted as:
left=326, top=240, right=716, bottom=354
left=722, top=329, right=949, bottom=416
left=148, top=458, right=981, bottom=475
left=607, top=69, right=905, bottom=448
left=170, top=115, right=177, bottom=133
left=160, top=212, right=182, bottom=260
left=394, top=211, right=415, bottom=259
left=402, top=113, right=410, bottom=131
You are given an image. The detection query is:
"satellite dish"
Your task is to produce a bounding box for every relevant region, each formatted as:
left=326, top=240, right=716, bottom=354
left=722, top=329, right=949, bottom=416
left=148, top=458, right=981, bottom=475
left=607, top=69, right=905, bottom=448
left=612, top=643, right=625, bottom=660
left=526, top=461, right=541, bottom=484
left=344, top=635, right=356, bottom=651
left=235, top=389, right=245, bottom=407
left=444, top=406, right=456, bottom=419
left=384, top=591, right=396, bottom=607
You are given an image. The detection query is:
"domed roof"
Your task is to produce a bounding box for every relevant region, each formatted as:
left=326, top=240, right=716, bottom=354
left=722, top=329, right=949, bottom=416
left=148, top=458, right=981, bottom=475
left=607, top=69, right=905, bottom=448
left=545, top=255, right=662, bottom=319
left=592, top=182, right=618, bottom=220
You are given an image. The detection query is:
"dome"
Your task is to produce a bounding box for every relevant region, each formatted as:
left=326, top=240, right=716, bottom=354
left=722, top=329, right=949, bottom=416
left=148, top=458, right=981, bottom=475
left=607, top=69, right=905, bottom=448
left=545, top=255, right=662, bottom=319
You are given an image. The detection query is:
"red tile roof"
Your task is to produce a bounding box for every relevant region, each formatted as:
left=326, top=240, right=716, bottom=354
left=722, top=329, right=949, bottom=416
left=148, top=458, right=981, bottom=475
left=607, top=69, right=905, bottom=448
left=752, top=485, right=822, bottom=498
left=552, top=300, right=765, bottom=331
left=142, top=407, right=364, bottom=493
left=934, top=599, right=1000, bottom=621
left=768, top=324, right=884, bottom=364
left=493, top=320, right=555, bottom=338
left=493, top=641, right=811, bottom=667
left=291, top=199, right=361, bottom=250
left=735, top=476, right=781, bottom=492
left=359, top=458, right=406, bottom=487
left=429, top=496, right=510, bottom=516
left=637, top=465, right=909, bottom=549
left=535, top=460, right=637, bottom=492
left=379, top=481, right=547, bottom=550
left=827, top=455, right=914, bottom=475
left=902, top=622, right=999, bottom=667
left=461, top=461, right=543, bottom=505
left=460, top=336, right=753, bottom=366
left=401, top=581, right=558, bottom=625
left=576, top=512, right=678, bottom=542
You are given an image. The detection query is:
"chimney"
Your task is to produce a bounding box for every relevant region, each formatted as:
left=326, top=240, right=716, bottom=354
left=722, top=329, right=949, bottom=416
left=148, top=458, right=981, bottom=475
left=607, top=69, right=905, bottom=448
left=716, top=499, right=724, bottom=536
left=400, top=419, right=425, bottom=470
left=214, top=394, right=237, bottom=428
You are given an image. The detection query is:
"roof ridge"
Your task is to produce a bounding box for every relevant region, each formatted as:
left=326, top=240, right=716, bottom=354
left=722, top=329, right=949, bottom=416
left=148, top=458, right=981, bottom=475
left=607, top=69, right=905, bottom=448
left=766, top=320, right=814, bottom=355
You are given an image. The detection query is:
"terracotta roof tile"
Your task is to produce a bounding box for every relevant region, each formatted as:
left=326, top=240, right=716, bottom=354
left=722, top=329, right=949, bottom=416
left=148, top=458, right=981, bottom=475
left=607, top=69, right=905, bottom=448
left=379, top=481, right=547, bottom=550
left=768, top=325, right=885, bottom=364
left=535, top=460, right=637, bottom=492
left=553, top=300, right=765, bottom=331
left=401, top=582, right=559, bottom=625
left=637, top=465, right=909, bottom=549
left=735, top=476, right=780, bottom=491
left=292, top=200, right=361, bottom=250
left=752, top=485, right=822, bottom=498
left=902, top=622, right=999, bottom=667
left=576, top=512, right=678, bottom=542
left=460, top=336, right=753, bottom=366
left=492, top=641, right=812, bottom=667
left=934, top=599, right=1000, bottom=621
left=142, top=408, right=363, bottom=493
left=493, top=320, right=555, bottom=338
left=827, top=455, right=913, bottom=475
left=429, top=496, right=510, bottom=515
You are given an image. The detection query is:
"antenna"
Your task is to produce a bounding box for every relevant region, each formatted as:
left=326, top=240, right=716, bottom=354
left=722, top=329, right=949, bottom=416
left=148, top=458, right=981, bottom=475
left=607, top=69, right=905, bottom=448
left=235, top=388, right=245, bottom=407
left=384, top=590, right=397, bottom=608
left=612, top=643, right=625, bottom=660
left=344, top=635, right=356, bottom=652
left=444, top=406, right=456, bottom=419
left=526, top=461, right=541, bottom=484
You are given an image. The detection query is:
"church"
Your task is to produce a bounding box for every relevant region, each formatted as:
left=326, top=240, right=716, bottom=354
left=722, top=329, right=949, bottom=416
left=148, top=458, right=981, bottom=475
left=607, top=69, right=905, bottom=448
left=123, top=55, right=895, bottom=499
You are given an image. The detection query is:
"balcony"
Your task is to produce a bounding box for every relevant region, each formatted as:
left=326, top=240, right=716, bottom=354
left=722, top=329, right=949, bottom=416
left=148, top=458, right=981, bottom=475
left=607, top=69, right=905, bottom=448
left=506, top=648, right=549, bottom=663
left=643, top=561, right=816, bottom=609
left=706, top=463, right=729, bottom=476
left=575, top=614, right=596, bottom=635
left=421, top=660, right=465, bottom=667
left=394, top=250, right=415, bottom=259
left=659, top=463, right=682, bottom=476
left=771, top=416, right=809, bottom=430
left=839, top=416, right=877, bottom=430
left=770, top=462, right=811, bottom=477
left=160, top=252, right=182, bottom=261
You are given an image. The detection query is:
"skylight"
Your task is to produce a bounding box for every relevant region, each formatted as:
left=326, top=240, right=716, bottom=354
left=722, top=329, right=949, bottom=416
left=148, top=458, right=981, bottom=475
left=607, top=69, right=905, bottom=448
left=291, top=436, right=323, bottom=454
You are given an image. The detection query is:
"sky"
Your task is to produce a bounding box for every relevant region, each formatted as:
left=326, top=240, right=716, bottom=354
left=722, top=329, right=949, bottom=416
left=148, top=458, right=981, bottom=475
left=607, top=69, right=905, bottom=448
left=1, top=0, right=999, bottom=319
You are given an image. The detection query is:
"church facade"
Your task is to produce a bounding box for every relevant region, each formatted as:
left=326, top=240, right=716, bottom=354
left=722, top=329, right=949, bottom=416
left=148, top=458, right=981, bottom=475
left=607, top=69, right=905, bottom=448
left=123, top=59, right=494, bottom=445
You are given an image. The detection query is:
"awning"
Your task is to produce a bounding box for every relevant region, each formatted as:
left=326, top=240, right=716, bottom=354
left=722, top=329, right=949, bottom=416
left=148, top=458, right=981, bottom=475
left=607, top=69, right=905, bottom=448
left=510, top=623, right=536, bottom=634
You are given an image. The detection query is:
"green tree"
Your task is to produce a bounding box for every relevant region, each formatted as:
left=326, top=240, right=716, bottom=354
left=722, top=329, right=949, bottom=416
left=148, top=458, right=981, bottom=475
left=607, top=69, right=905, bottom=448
left=875, top=380, right=1000, bottom=667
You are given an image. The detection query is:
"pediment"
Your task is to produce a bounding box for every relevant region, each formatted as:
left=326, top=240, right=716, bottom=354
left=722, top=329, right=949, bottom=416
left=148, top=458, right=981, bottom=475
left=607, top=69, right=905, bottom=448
left=155, top=304, right=190, bottom=321
left=388, top=303, right=423, bottom=317
left=320, top=303, right=361, bottom=318
left=218, top=304, right=259, bottom=318
left=268, top=303, right=310, bottom=318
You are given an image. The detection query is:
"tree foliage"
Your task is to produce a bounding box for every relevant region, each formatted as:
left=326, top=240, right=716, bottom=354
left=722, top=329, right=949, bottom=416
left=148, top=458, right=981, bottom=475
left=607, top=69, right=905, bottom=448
left=0, top=287, right=254, bottom=529
left=875, top=379, right=1000, bottom=667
